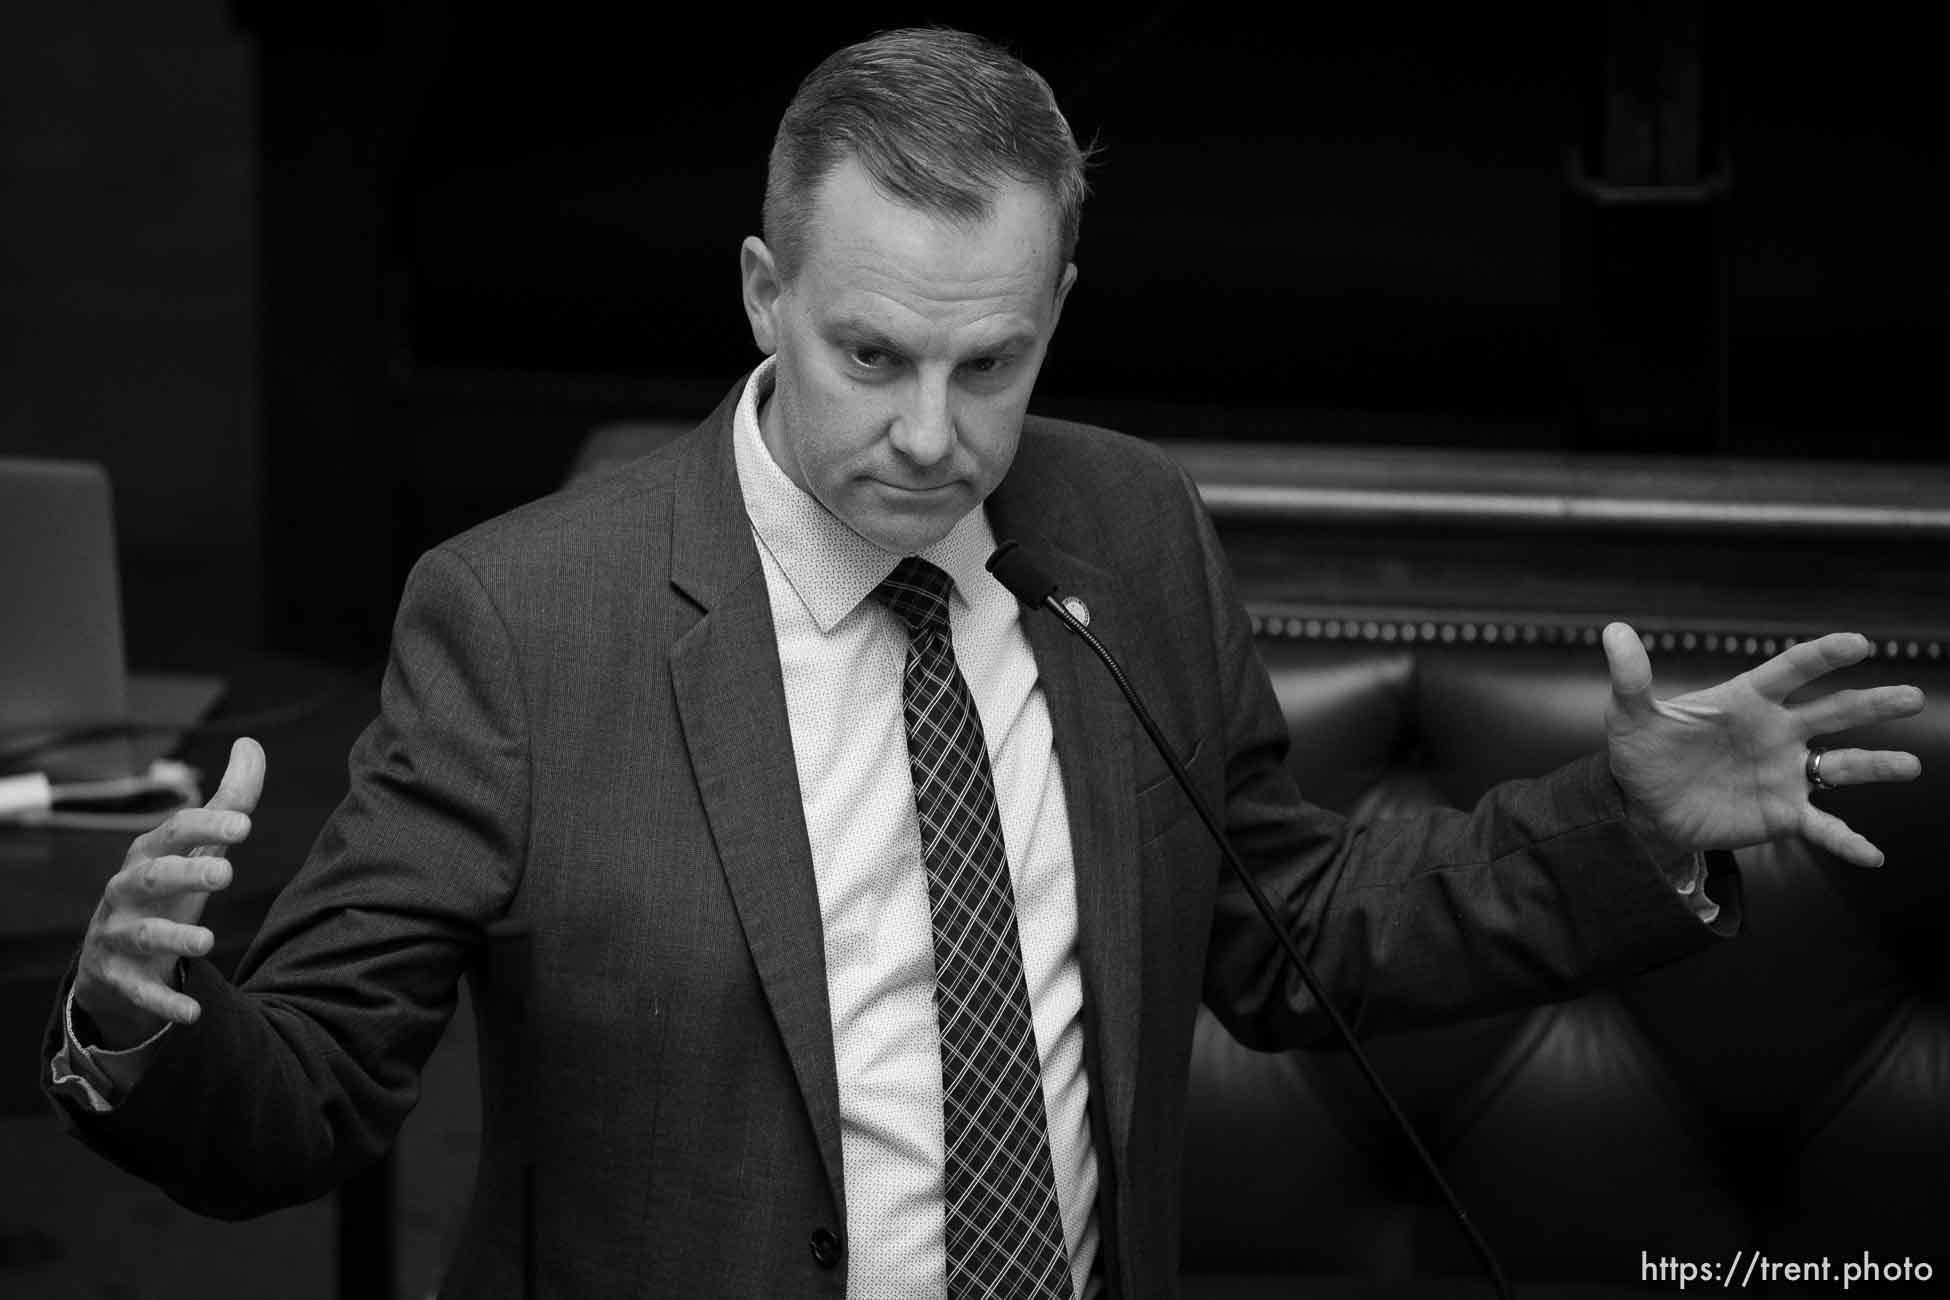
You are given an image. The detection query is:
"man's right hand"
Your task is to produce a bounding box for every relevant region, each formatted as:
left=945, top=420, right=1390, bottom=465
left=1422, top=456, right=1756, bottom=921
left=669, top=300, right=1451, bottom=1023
left=73, top=738, right=265, bottom=1049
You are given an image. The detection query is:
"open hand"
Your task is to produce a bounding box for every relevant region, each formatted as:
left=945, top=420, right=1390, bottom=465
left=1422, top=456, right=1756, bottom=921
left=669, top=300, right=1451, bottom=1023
left=73, top=737, right=265, bottom=1046
left=1603, top=626, right=1924, bottom=867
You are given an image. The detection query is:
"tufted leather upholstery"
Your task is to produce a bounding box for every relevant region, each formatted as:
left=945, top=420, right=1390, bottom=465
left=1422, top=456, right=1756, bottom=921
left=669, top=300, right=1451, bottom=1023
left=1178, top=635, right=1950, bottom=1297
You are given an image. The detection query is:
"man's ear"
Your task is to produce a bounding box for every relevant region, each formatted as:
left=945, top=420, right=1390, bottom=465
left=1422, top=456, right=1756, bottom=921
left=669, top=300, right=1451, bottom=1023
left=740, top=236, right=784, bottom=355
left=1050, top=261, right=1079, bottom=332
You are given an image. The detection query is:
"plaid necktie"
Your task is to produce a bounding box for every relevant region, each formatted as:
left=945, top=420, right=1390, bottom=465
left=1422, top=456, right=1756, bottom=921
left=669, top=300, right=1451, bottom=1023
left=873, top=557, right=1075, bottom=1300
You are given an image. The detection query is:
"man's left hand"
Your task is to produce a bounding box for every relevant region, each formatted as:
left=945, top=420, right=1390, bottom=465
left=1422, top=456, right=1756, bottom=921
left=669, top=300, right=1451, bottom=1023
left=1602, top=624, right=1925, bottom=867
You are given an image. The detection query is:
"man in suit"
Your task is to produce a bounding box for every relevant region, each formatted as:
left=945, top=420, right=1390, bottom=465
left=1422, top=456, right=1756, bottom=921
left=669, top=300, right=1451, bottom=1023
left=47, top=26, right=1922, bottom=1299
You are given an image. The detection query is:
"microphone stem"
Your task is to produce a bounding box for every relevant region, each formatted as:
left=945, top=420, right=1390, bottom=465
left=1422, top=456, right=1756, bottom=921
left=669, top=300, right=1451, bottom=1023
left=1043, top=594, right=1515, bottom=1300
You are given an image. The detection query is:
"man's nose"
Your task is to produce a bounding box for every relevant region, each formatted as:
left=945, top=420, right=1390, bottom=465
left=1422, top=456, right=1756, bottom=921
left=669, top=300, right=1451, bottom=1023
left=889, top=375, right=955, bottom=468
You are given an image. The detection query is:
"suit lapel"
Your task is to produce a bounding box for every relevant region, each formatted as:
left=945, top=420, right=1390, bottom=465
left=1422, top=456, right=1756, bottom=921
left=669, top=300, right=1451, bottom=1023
left=664, top=387, right=847, bottom=1213
left=985, top=496, right=1145, bottom=1165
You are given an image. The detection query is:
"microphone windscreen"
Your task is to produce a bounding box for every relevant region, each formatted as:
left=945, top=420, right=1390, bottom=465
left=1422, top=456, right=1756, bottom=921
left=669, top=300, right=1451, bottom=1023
left=986, top=540, right=1060, bottom=604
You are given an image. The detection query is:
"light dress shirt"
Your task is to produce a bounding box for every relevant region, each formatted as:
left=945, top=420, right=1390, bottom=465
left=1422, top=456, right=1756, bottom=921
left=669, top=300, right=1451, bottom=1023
left=732, top=356, right=1100, bottom=1298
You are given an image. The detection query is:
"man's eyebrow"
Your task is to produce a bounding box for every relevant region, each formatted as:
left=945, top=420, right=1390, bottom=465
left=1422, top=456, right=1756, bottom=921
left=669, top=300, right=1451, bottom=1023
left=823, top=317, right=1038, bottom=356
left=824, top=319, right=904, bottom=350
left=969, top=330, right=1038, bottom=355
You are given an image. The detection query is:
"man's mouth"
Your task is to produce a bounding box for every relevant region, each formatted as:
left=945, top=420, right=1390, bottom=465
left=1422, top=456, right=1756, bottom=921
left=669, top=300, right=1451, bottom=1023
left=874, top=479, right=959, bottom=497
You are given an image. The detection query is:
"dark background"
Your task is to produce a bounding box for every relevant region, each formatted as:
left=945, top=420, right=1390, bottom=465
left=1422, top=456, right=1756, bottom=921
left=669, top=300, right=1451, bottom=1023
left=395, top=8, right=1940, bottom=450
left=2, top=2, right=1941, bottom=663
left=2, top=8, right=1944, bottom=1296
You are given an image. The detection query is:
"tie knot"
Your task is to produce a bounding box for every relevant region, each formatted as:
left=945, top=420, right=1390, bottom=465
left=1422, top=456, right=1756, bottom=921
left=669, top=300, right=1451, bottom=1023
left=873, top=556, right=954, bottom=639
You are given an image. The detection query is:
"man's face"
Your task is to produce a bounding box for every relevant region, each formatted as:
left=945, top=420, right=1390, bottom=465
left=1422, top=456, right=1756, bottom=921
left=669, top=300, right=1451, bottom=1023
left=740, top=157, right=1077, bottom=555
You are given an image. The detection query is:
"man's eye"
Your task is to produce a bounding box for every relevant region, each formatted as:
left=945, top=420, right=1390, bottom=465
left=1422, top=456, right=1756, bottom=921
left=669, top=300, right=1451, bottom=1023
left=848, top=347, right=894, bottom=370
left=962, top=356, right=1011, bottom=377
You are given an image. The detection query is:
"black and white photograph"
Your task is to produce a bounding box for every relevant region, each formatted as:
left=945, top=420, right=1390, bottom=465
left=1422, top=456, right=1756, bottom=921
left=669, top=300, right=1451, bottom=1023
left=3, top=6, right=1944, bottom=1298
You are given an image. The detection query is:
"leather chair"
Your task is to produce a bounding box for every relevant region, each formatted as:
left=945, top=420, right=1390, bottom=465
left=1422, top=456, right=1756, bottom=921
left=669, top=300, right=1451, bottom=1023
left=1179, top=630, right=1950, bottom=1297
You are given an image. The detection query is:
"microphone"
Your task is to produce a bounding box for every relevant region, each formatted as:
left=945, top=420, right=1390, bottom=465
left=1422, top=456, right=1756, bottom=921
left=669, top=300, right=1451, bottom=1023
left=986, top=539, right=1515, bottom=1300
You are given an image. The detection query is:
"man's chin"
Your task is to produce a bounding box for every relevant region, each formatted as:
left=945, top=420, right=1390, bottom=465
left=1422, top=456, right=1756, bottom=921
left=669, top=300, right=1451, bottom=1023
left=844, top=500, right=971, bottom=556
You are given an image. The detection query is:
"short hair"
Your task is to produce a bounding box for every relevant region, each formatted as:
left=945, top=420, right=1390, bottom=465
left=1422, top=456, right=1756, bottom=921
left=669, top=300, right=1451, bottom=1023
left=762, top=27, right=1093, bottom=284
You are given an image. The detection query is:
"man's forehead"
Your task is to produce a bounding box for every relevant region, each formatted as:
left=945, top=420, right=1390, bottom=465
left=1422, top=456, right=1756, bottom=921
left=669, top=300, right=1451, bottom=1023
left=800, top=158, right=1063, bottom=283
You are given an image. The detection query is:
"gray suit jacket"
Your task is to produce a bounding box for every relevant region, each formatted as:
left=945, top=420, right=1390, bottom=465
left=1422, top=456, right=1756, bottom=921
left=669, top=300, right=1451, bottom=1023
left=47, top=379, right=1724, bottom=1296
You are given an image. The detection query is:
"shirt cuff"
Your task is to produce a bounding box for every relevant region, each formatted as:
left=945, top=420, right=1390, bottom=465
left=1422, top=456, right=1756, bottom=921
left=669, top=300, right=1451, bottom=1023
left=1612, top=774, right=1723, bottom=928
left=1663, top=851, right=1722, bottom=927
left=48, top=984, right=172, bottom=1114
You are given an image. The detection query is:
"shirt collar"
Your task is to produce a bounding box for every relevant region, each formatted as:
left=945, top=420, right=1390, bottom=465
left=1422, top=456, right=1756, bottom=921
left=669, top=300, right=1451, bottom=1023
left=732, top=356, right=998, bottom=633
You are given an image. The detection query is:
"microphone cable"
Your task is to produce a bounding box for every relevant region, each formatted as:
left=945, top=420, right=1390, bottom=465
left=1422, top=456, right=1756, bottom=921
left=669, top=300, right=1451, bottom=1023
left=988, top=539, right=1514, bottom=1300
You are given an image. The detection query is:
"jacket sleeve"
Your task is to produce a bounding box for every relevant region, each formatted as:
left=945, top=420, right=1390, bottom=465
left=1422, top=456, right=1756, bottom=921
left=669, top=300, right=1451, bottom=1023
left=41, top=544, right=530, bottom=1218
left=1177, top=469, right=1739, bottom=1050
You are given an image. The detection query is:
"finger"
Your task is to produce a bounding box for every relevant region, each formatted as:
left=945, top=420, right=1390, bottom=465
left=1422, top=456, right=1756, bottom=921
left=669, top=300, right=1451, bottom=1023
left=1746, top=632, right=1872, bottom=702
left=1800, top=804, right=1885, bottom=867
left=101, top=960, right=202, bottom=1026
left=107, top=915, right=217, bottom=962
left=110, top=854, right=234, bottom=903
left=205, top=736, right=266, bottom=817
left=1795, top=684, right=1927, bottom=738
left=1602, top=622, right=1656, bottom=726
left=130, top=806, right=252, bottom=862
left=1807, top=747, right=1923, bottom=787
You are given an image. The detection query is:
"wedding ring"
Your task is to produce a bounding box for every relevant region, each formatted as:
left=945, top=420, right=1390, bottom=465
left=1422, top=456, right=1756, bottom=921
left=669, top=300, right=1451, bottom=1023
left=1806, top=747, right=1835, bottom=791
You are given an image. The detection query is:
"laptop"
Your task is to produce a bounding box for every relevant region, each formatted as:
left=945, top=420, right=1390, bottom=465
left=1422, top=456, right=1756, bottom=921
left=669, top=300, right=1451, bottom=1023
left=0, top=457, right=223, bottom=783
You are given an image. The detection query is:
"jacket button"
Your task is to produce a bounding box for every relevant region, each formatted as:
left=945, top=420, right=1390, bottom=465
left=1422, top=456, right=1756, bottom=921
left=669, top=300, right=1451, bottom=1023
left=809, top=1227, right=842, bottom=1269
